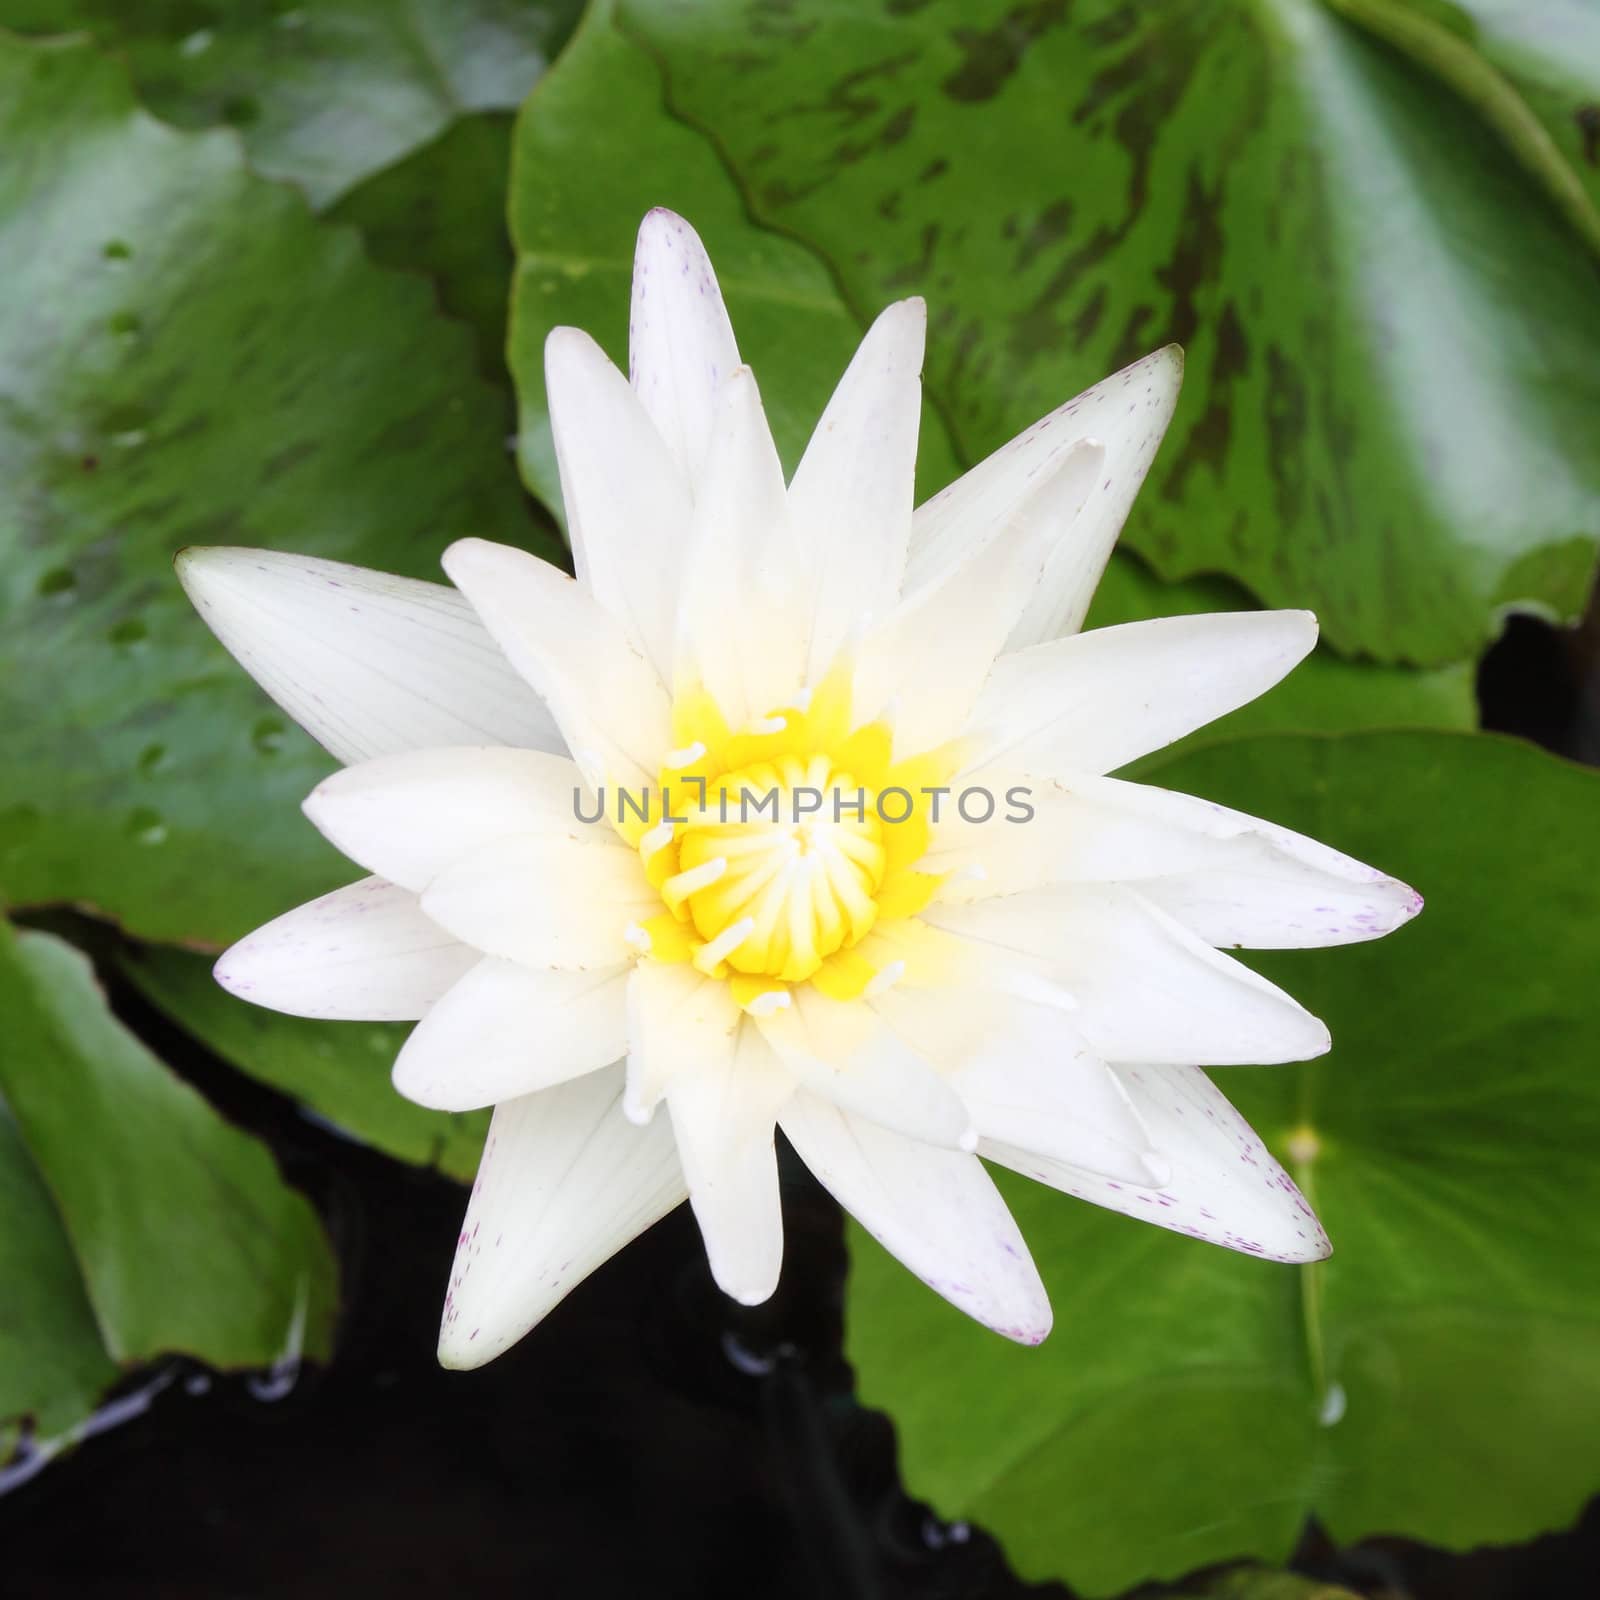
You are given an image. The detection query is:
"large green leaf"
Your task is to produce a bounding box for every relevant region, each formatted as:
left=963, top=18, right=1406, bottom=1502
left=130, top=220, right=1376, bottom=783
left=0, top=34, right=556, bottom=946
left=618, top=0, right=1600, bottom=663
left=845, top=730, right=1600, bottom=1593
left=0, top=1098, right=118, bottom=1457
left=509, top=1, right=1473, bottom=745
left=117, top=942, right=488, bottom=1184
left=0, top=0, right=582, bottom=207
left=0, top=920, right=337, bottom=1415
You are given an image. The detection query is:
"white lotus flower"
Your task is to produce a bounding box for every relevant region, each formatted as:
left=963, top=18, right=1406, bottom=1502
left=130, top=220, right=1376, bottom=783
left=179, top=209, right=1420, bottom=1368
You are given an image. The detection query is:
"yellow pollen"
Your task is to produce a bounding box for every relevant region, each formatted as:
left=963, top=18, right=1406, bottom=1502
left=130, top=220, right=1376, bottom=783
left=673, top=752, right=886, bottom=982
left=636, top=672, right=957, bottom=997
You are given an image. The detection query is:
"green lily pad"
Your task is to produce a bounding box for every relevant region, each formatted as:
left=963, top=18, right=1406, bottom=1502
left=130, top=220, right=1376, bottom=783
left=0, top=919, right=337, bottom=1451
left=117, top=941, right=488, bottom=1183
left=0, top=0, right=582, bottom=207
left=0, top=1097, right=119, bottom=1458
left=618, top=0, right=1600, bottom=663
left=0, top=33, right=556, bottom=946
left=510, top=3, right=1474, bottom=734
left=845, top=730, right=1600, bottom=1593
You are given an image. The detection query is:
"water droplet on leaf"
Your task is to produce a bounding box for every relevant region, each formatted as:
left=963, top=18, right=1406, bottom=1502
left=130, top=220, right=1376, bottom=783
left=126, top=806, right=168, bottom=846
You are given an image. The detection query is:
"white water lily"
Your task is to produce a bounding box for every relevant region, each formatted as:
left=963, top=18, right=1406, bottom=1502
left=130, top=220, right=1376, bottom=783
left=179, top=208, right=1419, bottom=1369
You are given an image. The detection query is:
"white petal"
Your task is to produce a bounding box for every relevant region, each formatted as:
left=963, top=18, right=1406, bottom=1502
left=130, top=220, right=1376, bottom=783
left=905, top=346, right=1183, bottom=646
left=931, top=770, right=1422, bottom=947
left=439, top=1064, right=686, bottom=1369
left=176, top=547, right=562, bottom=765
left=628, top=208, right=741, bottom=485
left=666, top=1025, right=795, bottom=1306
left=624, top=961, right=744, bottom=1124
left=779, top=1092, right=1051, bottom=1344
left=986, top=1061, right=1330, bottom=1263
left=546, top=327, right=694, bottom=681
left=443, top=538, right=671, bottom=794
left=963, top=610, right=1318, bottom=777
left=928, top=886, right=1330, bottom=1066
left=421, top=834, right=655, bottom=971
left=393, top=957, right=629, bottom=1111
left=853, top=441, right=1102, bottom=757
left=304, top=746, right=613, bottom=893
left=757, top=986, right=976, bottom=1149
left=675, top=368, right=807, bottom=723
left=866, top=980, right=1161, bottom=1184
left=788, top=298, right=926, bottom=679
left=214, top=877, right=474, bottom=1021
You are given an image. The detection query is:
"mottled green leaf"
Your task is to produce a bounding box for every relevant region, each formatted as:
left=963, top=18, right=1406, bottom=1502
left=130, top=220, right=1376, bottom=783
left=847, top=731, right=1600, bottom=1593
left=619, top=0, right=1600, bottom=663
left=510, top=2, right=1475, bottom=746
left=0, top=34, right=556, bottom=945
left=507, top=0, right=962, bottom=510
left=0, top=1098, right=118, bottom=1454
left=0, top=920, right=338, bottom=1375
left=0, top=0, right=582, bottom=207
left=117, top=942, right=487, bottom=1184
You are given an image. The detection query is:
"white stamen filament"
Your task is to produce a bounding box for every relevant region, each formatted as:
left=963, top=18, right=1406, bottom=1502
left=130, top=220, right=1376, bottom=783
left=664, top=741, right=707, bottom=769
left=694, top=916, right=755, bottom=974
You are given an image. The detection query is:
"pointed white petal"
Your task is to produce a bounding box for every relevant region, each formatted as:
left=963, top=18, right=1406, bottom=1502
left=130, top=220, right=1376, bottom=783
left=393, top=957, right=629, bottom=1111
left=986, top=1061, right=1330, bottom=1263
left=757, top=986, right=975, bottom=1149
left=438, top=1065, right=686, bottom=1368
left=675, top=368, right=807, bottom=723
left=666, top=1025, right=795, bottom=1306
left=866, top=980, right=1160, bottom=1184
left=214, top=877, right=474, bottom=1021
left=176, top=547, right=562, bottom=765
left=789, top=298, right=926, bottom=679
left=853, top=441, right=1102, bottom=756
left=905, top=346, right=1183, bottom=645
left=780, top=1092, right=1051, bottom=1344
left=963, top=610, right=1318, bottom=777
left=624, top=961, right=744, bottom=1124
left=421, top=834, right=655, bottom=970
left=932, top=769, right=1422, bottom=947
left=546, top=327, right=694, bottom=681
left=628, top=208, right=742, bottom=485
left=304, top=746, right=612, bottom=894
left=928, top=886, right=1330, bottom=1066
left=442, top=538, right=671, bottom=794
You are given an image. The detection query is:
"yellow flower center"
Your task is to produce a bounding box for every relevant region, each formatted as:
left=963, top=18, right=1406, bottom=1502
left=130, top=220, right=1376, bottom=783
left=620, top=668, right=959, bottom=1013
left=673, top=752, right=885, bottom=982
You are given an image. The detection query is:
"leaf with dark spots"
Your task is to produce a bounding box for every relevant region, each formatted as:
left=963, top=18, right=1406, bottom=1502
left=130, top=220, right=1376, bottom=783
left=620, top=0, right=1600, bottom=662
left=942, top=0, right=1069, bottom=103
left=512, top=0, right=1476, bottom=760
